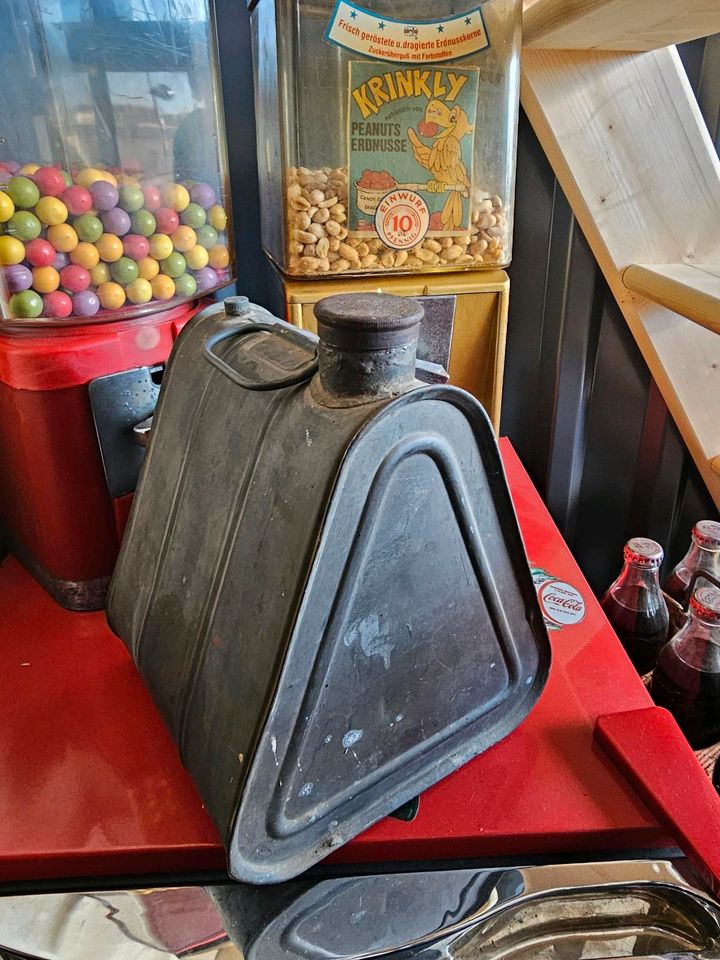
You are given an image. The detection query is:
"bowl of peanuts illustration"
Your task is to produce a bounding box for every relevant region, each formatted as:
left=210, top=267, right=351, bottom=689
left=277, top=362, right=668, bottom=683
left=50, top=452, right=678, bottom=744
left=354, top=169, right=399, bottom=216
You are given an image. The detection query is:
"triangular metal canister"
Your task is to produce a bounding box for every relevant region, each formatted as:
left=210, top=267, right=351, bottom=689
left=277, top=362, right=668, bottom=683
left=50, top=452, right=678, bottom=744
left=108, top=293, right=550, bottom=884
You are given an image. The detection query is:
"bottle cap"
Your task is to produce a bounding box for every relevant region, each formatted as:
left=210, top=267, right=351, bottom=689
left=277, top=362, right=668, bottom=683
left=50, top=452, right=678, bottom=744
left=624, top=537, right=664, bottom=568
left=314, top=293, right=423, bottom=351
left=693, top=520, right=720, bottom=550
left=690, top=585, right=720, bottom=624
left=225, top=295, right=251, bottom=317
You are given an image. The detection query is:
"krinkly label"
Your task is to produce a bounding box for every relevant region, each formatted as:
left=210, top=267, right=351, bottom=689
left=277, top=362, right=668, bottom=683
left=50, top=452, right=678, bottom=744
left=532, top=568, right=586, bottom=630
left=325, top=2, right=490, bottom=64
left=347, top=60, right=479, bottom=241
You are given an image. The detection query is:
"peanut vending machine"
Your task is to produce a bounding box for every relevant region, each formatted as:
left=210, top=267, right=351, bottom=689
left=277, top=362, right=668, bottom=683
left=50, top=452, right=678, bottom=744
left=0, top=0, right=234, bottom=609
left=248, top=0, right=520, bottom=427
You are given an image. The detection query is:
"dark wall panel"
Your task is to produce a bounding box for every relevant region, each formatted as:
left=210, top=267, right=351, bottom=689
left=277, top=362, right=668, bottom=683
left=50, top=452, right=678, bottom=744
left=214, top=0, right=273, bottom=304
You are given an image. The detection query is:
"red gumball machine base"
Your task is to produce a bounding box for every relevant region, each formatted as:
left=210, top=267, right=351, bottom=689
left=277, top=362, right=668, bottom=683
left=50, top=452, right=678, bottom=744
left=0, top=302, right=198, bottom=610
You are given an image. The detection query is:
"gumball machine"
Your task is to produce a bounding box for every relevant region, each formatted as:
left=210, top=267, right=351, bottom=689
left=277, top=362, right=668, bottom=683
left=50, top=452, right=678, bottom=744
left=0, top=0, right=234, bottom=609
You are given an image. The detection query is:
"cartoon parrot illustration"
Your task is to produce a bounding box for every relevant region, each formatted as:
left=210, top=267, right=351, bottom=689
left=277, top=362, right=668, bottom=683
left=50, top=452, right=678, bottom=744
left=408, top=100, right=473, bottom=231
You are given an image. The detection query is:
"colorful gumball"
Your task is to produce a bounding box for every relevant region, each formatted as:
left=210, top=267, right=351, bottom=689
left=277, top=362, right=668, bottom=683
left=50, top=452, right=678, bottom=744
left=35, top=196, right=68, bottom=226
left=141, top=184, right=162, bottom=211
left=118, top=185, right=144, bottom=213
left=0, top=235, right=25, bottom=265
left=174, top=273, right=197, bottom=298
left=74, top=214, right=103, bottom=243
left=70, top=241, right=101, bottom=269
left=62, top=185, right=92, bottom=216
left=125, top=277, right=153, bottom=304
left=150, top=274, right=175, bottom=300
left=32, top=265, right=60, bottom=293
left=148, top=233, right=173, bottom=261
left=72, top=289, right=100, bottom=317
left=34, top=166, right=66, bottom=197
left=52, top=251, right=69, bottom=271
left=97, top=281, right=126, bottom=310
left=180, top=203, right=206, bottom=229
left=160, top=251, right=186, bottom=278
left=25, top=238, right=56, bottom=267
left=131, top=209, right=156, bottom=237
left=7, top=210, right=41, bottom=241
left=137, top=256, right=160, bottom=281
left=123, top=234, right=150, bottom=261
left=154, top=208, right=179, bottom=235
left=8, top=176, right=40, bottom=208
left=208, top=244, right=230, bottom=269
left=96, top=233, right=124, bottom=263
left=59, top=170, right=73, bottom=188
left=47, top=223, right=78, bottom=253
left=185, top=244, right=209, bottom=270
left=192, top=267, right=217, bottom=292
left=116, top=174, right=141, bottom=188
left=9, top=289, right=42, bottom=318
left=3, top=264, right=33, bottom=292
left=0, top=161, right=20, bottom=176
left=101, top=207, right=131, bottom=237
left=60, top=264, right=91, bottom=292
left=171, top=225, right=196, bottom=252
left=89, top=180, right=119, bottom=212
left=190, top=183, right=216, bottom=209
left=110, top=256, right=139, bottom=284
left=75, top=168, right=107, bottom=189
left=195, top=224, right=218, bottom=249
left=0, top=192, right=14, bottom=222
left=43, top=290, right=73, bottom=318
left=99, top=169, right=118, bottom=188
left=90, top=262, right=111, bottom=286
left=162, top=183, right=190, bottom=212
left=208, top=204, right=227, bottom=231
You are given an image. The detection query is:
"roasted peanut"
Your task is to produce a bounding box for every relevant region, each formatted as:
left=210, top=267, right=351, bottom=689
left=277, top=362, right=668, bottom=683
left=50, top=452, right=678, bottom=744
left=339, top=242, right=361, bottom=264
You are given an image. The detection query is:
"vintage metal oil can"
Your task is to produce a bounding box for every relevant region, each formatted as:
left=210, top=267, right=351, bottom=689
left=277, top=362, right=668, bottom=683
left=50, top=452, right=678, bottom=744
left=108, top=292, right=550, bottom=883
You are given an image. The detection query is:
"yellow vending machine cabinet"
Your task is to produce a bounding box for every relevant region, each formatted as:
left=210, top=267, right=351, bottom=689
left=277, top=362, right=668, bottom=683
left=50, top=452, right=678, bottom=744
left=280, top=270, right=509, bottom=432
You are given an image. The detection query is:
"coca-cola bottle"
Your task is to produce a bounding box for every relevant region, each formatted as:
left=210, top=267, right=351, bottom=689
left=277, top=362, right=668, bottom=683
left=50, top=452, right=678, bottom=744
left=651, top=586, right=720, bottom=749
left=601, top=538, right=669, bottom=674
left=663, top=520, right=720, bottom=608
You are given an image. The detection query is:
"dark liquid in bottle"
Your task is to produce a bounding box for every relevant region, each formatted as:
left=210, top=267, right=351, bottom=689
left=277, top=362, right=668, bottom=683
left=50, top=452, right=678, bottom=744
left=601, top=594, right=669, bottom=674
left=651, top=641, right=720, bottom=748
left=663, top=570, right=691, bottom=608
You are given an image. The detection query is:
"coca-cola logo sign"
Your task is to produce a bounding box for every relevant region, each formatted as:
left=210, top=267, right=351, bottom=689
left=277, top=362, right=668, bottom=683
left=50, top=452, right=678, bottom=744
left=538, top=579, right=586, bottom=627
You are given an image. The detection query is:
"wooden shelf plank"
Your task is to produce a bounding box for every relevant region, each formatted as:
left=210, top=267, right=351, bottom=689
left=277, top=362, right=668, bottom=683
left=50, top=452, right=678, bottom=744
left=524, top=0, right=720, bottom=51
left=623, top=263, right=720, bottom=336
left=521, top=47, right=720, bottom=507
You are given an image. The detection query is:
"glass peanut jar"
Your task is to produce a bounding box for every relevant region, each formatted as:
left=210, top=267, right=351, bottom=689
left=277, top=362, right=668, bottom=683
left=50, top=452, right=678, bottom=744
left=0, top=0, right=233, bottom=326
left=248, top=0, right=521, bottom=277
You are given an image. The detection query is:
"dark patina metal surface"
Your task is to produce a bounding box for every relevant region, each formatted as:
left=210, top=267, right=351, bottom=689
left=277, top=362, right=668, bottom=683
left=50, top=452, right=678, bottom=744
left=108, top=293, right=550, bottom=884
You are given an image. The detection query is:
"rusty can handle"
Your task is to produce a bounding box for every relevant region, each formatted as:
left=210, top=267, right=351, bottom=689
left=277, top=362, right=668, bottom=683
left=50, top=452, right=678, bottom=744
left=203, top=322, right=318, bottom=391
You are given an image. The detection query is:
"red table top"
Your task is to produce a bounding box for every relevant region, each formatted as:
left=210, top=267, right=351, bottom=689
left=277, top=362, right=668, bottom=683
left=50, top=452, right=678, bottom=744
left=0, top=439, right=670, bottom=885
